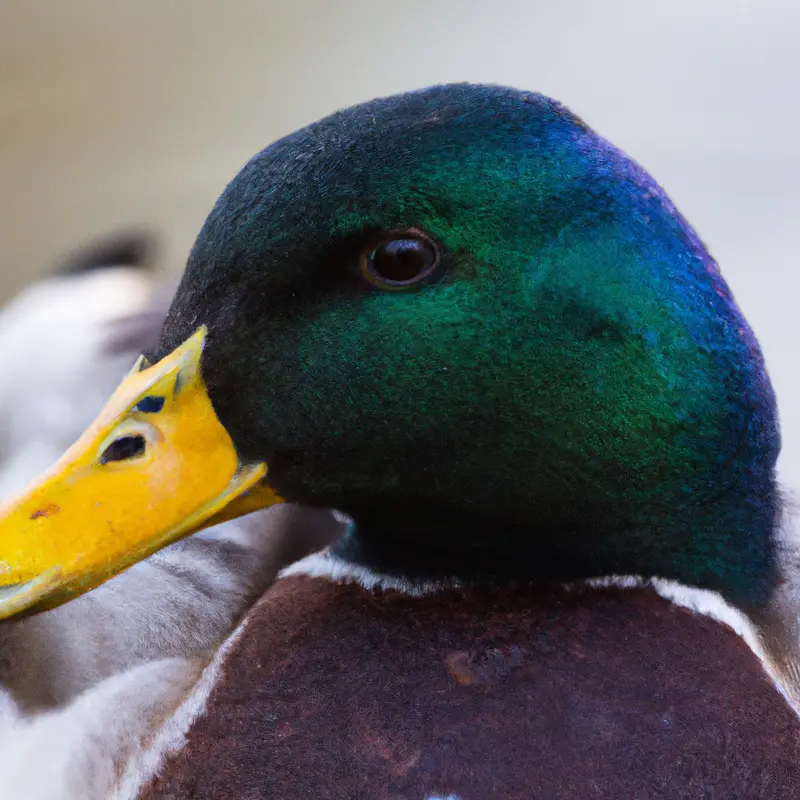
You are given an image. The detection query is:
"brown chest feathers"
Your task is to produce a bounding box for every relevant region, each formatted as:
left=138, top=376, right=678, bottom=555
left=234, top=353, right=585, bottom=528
left=142, top=576, right=800, bottom=800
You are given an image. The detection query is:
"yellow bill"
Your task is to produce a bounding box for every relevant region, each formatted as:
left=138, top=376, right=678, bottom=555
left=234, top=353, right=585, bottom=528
left=0, top=326, right=283, bottom=620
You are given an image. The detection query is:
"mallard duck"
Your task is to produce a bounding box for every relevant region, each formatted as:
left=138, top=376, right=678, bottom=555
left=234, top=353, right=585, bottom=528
left=1, top=84, right=799, bottom=798
left=0, top=234, right=341, bottom=800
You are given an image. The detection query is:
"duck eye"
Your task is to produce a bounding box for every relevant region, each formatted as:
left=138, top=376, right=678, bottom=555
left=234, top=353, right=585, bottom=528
left=361, top=230, right=439, bottom=289
left=100, top=435, right=146, bottom=464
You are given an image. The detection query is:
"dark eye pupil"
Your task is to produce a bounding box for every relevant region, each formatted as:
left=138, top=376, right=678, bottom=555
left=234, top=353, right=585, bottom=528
left=370, top=238, right=436, bottom=283
left=100, top=435, right=146, bottom=464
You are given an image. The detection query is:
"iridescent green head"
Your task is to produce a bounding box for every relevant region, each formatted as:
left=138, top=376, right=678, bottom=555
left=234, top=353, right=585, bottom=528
left=158, top=84, right=780, bottom=610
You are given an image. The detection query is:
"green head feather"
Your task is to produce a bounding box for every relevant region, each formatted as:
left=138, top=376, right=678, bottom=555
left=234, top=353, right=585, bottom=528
left=157, top=84, right=780, bottom=610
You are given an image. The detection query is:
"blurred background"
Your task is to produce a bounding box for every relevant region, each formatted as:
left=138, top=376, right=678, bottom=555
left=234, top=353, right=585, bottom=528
left=0, top=0, right=798, bottom=477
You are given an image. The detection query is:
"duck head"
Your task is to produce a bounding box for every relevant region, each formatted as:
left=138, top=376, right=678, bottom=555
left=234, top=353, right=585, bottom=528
left=0, top=84, right=782, bottom=623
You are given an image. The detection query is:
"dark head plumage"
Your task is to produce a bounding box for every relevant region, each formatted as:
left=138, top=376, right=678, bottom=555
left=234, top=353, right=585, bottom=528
left=151, top=83, right=780, bottom=611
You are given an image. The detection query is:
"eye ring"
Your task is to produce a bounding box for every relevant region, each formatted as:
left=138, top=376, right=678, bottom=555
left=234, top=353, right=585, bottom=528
left=360, top=229, right=440, bottom=290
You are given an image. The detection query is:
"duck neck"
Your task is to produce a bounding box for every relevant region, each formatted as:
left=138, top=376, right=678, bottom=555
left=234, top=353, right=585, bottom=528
left=332, top=485, right=782, bottom=612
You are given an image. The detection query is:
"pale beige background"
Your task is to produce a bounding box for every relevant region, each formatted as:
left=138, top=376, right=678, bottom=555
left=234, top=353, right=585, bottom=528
left=1, top=0, right=799, bottom=478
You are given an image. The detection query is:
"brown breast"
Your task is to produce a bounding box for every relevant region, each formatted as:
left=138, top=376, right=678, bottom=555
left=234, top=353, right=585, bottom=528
left=141, top=575, right=800, bottom=799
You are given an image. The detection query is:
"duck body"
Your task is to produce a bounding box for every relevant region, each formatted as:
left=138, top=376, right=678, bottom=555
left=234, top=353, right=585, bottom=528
left=141, top=572, right=800, bottom=799
left=0, top=86, right=797, bottom=797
